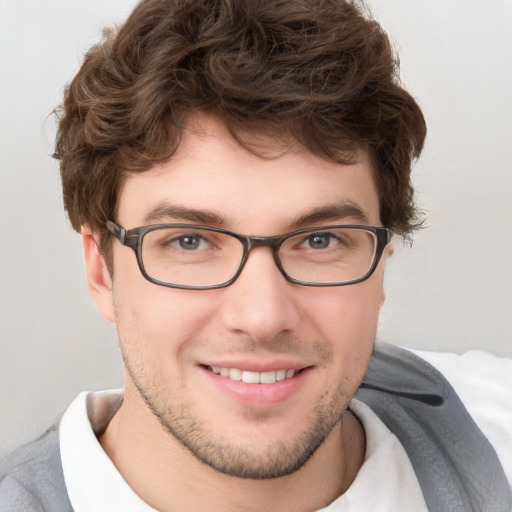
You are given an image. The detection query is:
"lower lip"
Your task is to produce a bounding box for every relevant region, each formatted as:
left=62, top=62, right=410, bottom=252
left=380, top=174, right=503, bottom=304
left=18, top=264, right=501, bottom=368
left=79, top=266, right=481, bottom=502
left=200, top=366, right=311, bottom=408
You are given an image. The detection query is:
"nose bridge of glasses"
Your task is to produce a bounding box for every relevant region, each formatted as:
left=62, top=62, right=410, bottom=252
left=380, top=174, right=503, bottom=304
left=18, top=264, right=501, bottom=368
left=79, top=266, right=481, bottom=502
left=240, top=235, right=287, bottom=278
left=246, top=234, right=283, bottom=252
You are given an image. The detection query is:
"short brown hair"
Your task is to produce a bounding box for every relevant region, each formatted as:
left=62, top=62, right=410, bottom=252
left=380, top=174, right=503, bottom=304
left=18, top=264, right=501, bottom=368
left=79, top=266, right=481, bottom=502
left=54, top=0, right=426, bottom=251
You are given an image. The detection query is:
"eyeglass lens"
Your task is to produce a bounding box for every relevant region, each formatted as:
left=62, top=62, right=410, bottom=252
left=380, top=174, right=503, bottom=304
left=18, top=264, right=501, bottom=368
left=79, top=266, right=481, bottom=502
left=140, top=226, right=377, bottom=287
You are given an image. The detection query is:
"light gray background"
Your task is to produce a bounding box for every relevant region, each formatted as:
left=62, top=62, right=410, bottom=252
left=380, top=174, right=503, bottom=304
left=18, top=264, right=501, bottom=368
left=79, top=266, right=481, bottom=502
left=1, top=0, right=511, bottom=458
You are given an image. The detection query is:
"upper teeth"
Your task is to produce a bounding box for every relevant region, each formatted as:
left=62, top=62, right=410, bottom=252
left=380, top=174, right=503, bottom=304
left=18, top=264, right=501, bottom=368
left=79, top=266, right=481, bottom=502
left=210, top=366, right=296, bottom=384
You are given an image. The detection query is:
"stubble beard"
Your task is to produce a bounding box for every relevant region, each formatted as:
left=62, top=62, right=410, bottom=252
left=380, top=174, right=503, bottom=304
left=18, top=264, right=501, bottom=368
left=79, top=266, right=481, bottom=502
left=112, top=286, right=369, bottom=481
left=125, top=358, right=354, bottom=480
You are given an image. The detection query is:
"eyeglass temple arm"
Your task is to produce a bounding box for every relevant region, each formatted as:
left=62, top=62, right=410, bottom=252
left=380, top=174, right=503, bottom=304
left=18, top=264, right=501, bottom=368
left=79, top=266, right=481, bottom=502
left=106, top=221, right=126, bottom=243
left=106, top=221, right=142, bottom=249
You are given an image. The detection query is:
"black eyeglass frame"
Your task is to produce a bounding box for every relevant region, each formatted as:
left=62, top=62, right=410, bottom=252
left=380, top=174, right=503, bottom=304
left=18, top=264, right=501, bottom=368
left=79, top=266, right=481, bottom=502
left=106, top=220, right=392, bottom=290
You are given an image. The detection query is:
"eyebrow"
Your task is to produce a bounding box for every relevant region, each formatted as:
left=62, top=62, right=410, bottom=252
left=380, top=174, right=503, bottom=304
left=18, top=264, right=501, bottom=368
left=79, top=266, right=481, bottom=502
left=142, top=200, right=369, bottom=230
left=290, top=201, right=370, bottom=229
left=142, top=203, right=225, bottom=226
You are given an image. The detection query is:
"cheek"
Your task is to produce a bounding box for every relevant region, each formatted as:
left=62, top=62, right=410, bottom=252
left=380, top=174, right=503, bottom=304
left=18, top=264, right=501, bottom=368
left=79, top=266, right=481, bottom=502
left=112, top=284, right=215, bottom=391
left=303, top=277, right=384, bottom=364
left=307, top=276, right=383, bottom=329
left=112, top=269, right=218, bottom=359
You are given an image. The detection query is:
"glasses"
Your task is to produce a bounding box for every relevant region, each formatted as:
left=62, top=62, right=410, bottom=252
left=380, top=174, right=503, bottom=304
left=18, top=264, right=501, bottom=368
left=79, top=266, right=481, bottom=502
left=106, top=221, right=391, bottom=290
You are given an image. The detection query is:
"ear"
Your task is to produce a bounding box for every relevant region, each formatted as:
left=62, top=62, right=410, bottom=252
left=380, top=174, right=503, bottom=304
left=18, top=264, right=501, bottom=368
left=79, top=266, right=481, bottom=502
left=81, top=227, right=116, bottom=323
left=379, top=238, right=395, bottom=307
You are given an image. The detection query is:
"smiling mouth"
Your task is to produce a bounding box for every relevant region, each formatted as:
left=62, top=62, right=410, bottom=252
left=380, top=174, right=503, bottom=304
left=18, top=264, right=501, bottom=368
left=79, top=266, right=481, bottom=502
left=206, top=365, right=301, bottom=384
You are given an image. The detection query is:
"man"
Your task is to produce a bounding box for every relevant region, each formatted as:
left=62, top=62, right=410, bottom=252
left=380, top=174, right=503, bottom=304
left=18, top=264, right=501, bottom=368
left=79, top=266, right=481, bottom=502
left=0, top=0, right=510, bottom=511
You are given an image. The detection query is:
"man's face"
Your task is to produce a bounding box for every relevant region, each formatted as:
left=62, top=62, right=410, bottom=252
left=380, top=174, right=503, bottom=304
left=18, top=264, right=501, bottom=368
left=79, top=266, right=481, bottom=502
left=91, top=116, right=388, bottom=479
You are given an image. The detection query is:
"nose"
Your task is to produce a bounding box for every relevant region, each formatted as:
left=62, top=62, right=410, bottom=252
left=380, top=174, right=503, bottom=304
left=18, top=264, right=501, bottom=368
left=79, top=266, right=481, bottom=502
left=220, top=247, right=301, bottom=343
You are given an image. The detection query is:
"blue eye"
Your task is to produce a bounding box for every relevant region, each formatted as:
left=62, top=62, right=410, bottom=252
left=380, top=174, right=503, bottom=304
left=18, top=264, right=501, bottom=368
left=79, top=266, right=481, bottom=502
left=172, top=234, right=213, bottom=250
left=305, top=233, right=334, bottom=249
left=177, top=235, right=203, bottom=250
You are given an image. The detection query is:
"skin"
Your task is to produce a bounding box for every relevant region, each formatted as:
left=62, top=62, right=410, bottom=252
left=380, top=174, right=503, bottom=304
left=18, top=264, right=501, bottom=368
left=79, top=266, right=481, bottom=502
left=82, top=115, right=391, bottom=512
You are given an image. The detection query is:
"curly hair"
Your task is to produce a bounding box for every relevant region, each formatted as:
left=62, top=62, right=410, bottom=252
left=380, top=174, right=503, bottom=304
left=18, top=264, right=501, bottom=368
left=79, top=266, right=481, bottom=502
left=54, top=0, right=426, bottom=253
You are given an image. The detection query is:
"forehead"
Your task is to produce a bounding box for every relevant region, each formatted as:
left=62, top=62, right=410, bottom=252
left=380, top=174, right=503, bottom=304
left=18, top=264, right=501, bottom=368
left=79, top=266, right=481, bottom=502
left=117, top=116, right=380, bottom=232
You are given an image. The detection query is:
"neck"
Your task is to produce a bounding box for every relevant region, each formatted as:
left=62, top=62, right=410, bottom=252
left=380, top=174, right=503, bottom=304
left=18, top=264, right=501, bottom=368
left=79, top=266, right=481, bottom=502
left=100, top=385, right=365, bottom=512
